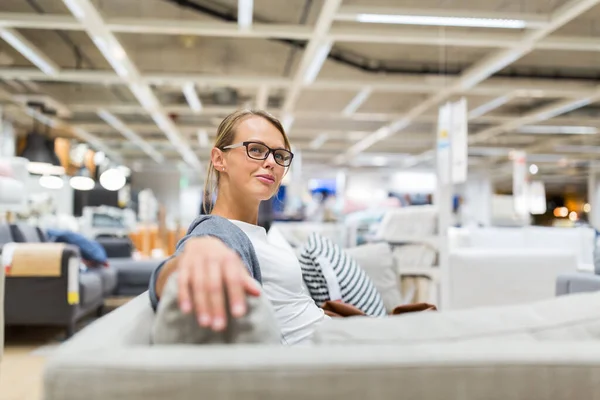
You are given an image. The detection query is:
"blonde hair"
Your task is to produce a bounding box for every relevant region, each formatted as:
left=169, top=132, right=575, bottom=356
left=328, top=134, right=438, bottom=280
left=202, top=109, right=290, bottom=214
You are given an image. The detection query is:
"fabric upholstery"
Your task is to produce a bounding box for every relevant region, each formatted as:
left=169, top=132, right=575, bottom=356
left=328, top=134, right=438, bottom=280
left=0, top=224, right=13, bottom=246
left=47, top=229, right=108, bottom=264
left=91, top=267, right=118, bottom=296
left=556, top=272, right=600, bottom=296
left=313, top=290, right=600, bottom=344
left=151, top=273, right=281, bottom=345
left=345, top=242, right=402, bottom=313
left=79, top=273, right=103, bottom=306
left=299, top=232, right=387, bottom=317
left=448, top=248, right=578, bottom=309
left=44, top=290, right=600, bottom=400
left=12, top=223, right=43, bottom=243
left=109, top=258, right=159, bottom=296
left=96, top=237, right=133, bottom=258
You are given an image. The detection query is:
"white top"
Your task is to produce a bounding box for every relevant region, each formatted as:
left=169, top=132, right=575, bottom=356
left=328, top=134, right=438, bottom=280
left=230, top=220, right=328, bottom=345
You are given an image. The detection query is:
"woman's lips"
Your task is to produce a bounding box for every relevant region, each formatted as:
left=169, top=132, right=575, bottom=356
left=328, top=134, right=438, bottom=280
left=256, top=175, right=275, bottom=184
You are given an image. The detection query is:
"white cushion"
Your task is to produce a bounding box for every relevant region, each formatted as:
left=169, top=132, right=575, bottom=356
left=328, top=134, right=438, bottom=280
left=345, top=243, right=402, bottom=313
left=314, top=290, right=600, bottom=344
left=448, top=248, right=578, bottom=310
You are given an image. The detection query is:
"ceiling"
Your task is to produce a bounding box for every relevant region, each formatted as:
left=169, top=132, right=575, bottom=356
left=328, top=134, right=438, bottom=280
left=1, top=0, right=600, bottom=189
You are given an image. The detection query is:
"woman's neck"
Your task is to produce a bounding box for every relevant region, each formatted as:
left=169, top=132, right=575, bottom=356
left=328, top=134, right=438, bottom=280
left=210, top=185, right=260, bottom=224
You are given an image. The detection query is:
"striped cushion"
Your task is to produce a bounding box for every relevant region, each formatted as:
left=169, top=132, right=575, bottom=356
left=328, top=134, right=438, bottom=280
left=299, top=232, right=387, bottom=317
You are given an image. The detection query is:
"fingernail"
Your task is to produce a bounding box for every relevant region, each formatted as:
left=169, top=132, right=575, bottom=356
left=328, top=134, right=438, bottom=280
left=198, top=314, right=211, bottom=327
left=180, top=301, right=191, bottom=313
left=212, top=317, right=225, bottom=331
left=232, top=303, right=245, bottom=317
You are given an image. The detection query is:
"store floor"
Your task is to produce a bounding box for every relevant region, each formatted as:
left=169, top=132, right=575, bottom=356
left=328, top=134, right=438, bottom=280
left=0, top=297, right=133, bottom=400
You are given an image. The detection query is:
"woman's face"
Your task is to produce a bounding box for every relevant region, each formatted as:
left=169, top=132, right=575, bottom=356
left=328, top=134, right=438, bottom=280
left=219, top=116, right=288, bottom=201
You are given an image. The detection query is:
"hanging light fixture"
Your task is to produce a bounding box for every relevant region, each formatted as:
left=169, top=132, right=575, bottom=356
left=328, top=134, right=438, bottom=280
left=21, top=106, right=65, bottom=176
left=22, top=131, right=65, bottom=176
left=39, top=174, right=64, bottom=189
left=99, top=167, right=126, bottom=191
left=70, top=167, right=95, bottom=191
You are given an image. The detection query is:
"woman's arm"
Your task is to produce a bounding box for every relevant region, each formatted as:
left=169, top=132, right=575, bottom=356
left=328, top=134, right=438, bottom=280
left=148, top=216, right=262, bottom=331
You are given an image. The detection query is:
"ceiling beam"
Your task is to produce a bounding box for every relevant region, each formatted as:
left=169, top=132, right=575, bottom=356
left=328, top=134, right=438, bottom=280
left=97, top=109, right=164, bottom=163
left=281, top=0, right=342, bottom=128
left=0, top=28, right=60, bottom=75
left=342, top=0, right=600, bottom=162
left=0, top=68, right=598, bottom=99
left=60, top=0, right=200, bottom=169
left=2, top=12, right=600, bottom=53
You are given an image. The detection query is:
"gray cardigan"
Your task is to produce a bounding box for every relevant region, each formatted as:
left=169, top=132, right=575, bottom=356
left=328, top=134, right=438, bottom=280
left=148, top=215, right=262, bottom=310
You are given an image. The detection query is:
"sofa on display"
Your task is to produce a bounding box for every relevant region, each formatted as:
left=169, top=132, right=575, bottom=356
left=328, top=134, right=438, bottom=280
left=1, top=223, right=106, bottom=337
left=43, top=239, right=600, bottom=400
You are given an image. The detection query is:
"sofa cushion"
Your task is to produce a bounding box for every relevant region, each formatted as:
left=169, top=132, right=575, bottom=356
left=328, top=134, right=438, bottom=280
left=299, top=232, right=386, bottom=317
left=46, top=229, right=108, bottom=265
left=313, top=290, right=600, bottom=344
left=11, top=223, right=43, bottom=243
left=152, top=272, right=281, bottom=345
left=0, top=224, right=13, bottom=246
left=79, top=272, right=103, bottom=306
left=345, top=242, right=402, bottom=314
left=110, top=258, right=158, bottom=287
left=90, top=267, right=118, bottom=296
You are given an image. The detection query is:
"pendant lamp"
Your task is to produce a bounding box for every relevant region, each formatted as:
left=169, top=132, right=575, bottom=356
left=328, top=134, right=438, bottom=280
left=70, top=167, right=95, bottom=191
left=21, top=131, right=65, bottom=176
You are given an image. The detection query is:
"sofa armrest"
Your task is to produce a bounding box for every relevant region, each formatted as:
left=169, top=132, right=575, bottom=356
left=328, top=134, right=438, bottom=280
left=44, top=341, right=600, bottom=400
left=57, top=292, right=154, bottom=354
left=2, top=242, right=81, bottom=301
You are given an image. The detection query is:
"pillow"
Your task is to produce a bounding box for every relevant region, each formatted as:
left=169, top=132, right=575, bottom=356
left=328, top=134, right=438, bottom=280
left=299, top=232, right=387, bottom=317
left=345, top=242, right=402, bottom=314
left=46, top=229, right=108, bottom=265
left=152, top=272, right=281, bottom=345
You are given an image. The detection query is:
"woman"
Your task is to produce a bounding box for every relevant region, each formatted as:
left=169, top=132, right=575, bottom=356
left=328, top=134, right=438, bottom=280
left=149, top=109, right=328, bottom=345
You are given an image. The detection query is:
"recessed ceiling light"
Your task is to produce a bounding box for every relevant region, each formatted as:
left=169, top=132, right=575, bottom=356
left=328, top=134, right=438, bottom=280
left=518, top=125, right=598, bottom=135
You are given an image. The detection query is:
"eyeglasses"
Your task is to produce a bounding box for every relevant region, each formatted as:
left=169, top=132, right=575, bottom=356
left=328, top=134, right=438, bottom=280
left=222, top=141, right=294, bottom=167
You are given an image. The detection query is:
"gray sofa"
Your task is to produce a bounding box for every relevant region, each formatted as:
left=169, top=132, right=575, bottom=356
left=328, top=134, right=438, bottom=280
left=556, top=270, right=600, bottom=296
left=1, top=224, right=106, bottom=337
left=95, top=236, right=161, bottom=296
left=44, top=284, right=600, bottom=399
left=43, top=241, right=600, bottom=399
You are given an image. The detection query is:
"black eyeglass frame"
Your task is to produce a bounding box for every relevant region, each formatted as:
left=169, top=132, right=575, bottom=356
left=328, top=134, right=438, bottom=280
left=221, top=141, right=294, bottom=167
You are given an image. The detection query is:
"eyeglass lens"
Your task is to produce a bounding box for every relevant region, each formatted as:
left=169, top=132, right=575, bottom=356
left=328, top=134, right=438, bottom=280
left=246, top=143, right=292, bottom=166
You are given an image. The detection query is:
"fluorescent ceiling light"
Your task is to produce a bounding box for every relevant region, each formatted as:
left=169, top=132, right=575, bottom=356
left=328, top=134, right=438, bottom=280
left=63, top=0, right=86, bottom=19
left=518, top=125, right=598, bottom=135
left=371, top=156, right=388, bottom=166
left=534, top=98, right=593, bottom=121
left=197, top=129, right=210, bottom=148
left=182, top=82, right=202, bottom=113
left=282, top=114, right=295, bottom=132
left=238, top=0, right=253, bottom=29
left=468, top=95, right=512, bottom=119
left=355, top=14, right=527, bottom=29
left=303, top=41, right=332, bottom=84
left=343, top=88, right=372, bottom=116
left=98, top=109, right=164, bottom=163
left=0, top=28, right=59, bottom=75
left=309, top=133, right=329, bottom=149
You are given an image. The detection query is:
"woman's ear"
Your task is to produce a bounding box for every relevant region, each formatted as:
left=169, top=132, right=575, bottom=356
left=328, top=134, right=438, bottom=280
left=211, top=147, right=226, bottom=171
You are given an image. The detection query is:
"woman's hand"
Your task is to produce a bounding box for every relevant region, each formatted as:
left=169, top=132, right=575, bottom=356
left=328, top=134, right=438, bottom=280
left=176, top=236, right=261, bottom=331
